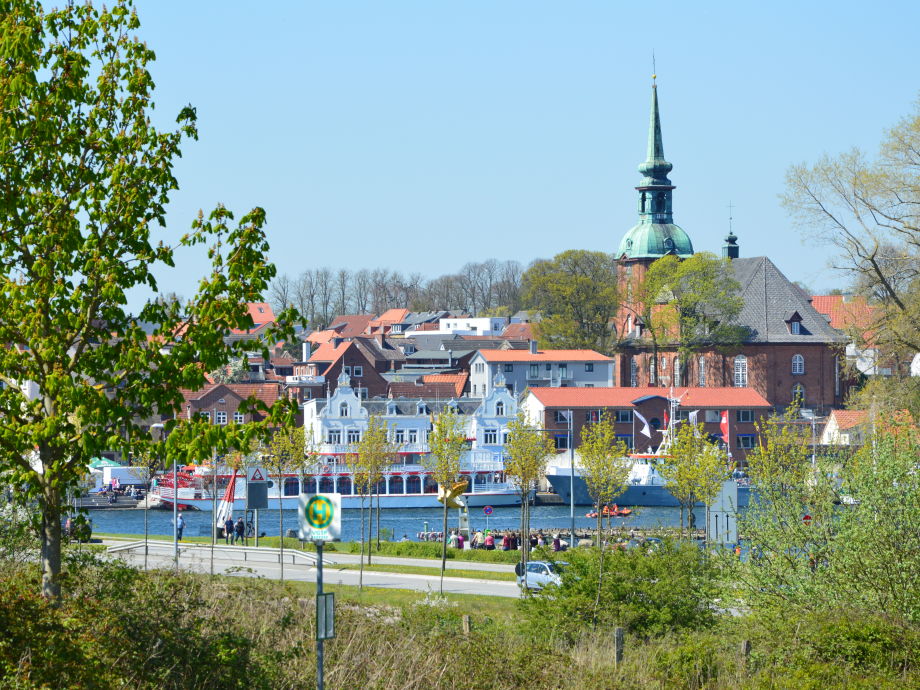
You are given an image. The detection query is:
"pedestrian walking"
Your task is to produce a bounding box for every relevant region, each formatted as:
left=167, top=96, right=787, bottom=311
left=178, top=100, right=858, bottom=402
left=176, top=513, right=185, bottom=541
left=224, top=517, right=234, bottom=544
left=235, top=517, right=245, bottom=545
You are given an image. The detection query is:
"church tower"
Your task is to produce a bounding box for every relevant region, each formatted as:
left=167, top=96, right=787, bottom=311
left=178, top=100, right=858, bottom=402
left=616, top=78, right=694, bottom=268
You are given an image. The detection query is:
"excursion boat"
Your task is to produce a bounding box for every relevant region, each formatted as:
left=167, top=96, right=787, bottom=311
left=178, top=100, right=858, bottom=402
left=151, top=454, right=522, bottom=511
left=545, top=395, right=751, bottom=509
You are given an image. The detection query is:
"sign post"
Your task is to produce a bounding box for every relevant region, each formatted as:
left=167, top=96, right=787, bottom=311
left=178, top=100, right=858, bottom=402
left=299, top=493, right=341, bottom=690
left=246, top=466, right=269, bottom=548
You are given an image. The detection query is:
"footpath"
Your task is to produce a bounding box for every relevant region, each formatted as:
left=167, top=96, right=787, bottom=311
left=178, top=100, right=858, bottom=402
left=98, top=538, right=520, bottom=598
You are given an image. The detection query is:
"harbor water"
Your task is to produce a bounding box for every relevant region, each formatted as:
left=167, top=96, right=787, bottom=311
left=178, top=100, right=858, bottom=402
left=89, top=504, right=707, bottom=543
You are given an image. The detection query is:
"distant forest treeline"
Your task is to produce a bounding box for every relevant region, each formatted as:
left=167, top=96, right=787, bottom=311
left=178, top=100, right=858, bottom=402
left=269, top=259, right=527, bottom=328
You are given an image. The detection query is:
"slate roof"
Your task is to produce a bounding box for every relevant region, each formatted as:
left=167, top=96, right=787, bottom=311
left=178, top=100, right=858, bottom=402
left=729, top=257, right=848, bottom=345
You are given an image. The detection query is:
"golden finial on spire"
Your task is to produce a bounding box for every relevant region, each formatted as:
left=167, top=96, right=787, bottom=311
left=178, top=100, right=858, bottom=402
left=652, top=51, right=657, bottom=84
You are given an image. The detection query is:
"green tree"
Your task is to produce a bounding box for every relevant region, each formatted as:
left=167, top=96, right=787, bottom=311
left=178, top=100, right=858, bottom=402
left=579, top=413, right=632, bottom=540
left=505, top=412, right=555, bottom=583
left=424, top=410, right=467, bottom=594
left=578, top=412, right=632, bottom=627
left=0, top=1, right=296, bottom=598
left=739, top=413, right=920, bottom=624
left=521, top=250, right=620, bottom=352
left=658, top=422, right=728, bottom=538
left=263, top=425, right=307, bottom=584
left=353, top=415, right=395, bottom=572
left=782, top=97, right=920, bottom=356
left=628, top=252, right=744, bottom=384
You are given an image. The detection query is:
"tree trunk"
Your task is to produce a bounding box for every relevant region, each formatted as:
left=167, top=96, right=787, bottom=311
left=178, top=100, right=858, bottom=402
left=367, top=485, right=373, bottom=565
left=359, top=495, right=365, bottom=591
left=596, top=498, right=602, bottom=547
left=593, top=520, right=606, bottom=629
left=440, top=499, right=449, bottom=594
left=680, top=505, right=685, bottom=540
left=40, top=485, right=62, bottom=601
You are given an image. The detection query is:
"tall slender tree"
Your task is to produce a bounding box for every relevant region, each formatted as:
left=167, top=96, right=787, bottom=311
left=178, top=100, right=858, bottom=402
left=425, top=410, right=468, bottom=594
left=504, top=412, right=555, bottom=586
left=354, top=415, right=395, bottom=567
left=0, top=0, right=296, bottom=599
left=264, top=425, right=307, bottom=584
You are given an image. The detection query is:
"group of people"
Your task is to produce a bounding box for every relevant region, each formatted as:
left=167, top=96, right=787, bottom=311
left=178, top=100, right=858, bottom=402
left=222, top=516, right=252, bottom=545
left=413, top=529, right=570, bottom=552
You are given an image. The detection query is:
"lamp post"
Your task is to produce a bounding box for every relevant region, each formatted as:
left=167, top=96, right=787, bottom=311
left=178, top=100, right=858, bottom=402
left=568, top=410, right=575, bottom=548
left=151, top=422, right=178, bottom=571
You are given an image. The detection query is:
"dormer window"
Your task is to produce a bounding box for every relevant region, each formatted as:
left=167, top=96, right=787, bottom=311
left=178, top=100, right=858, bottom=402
left=790, top=321, right=801, bottom=335
left=417, top=403, right=429, bottom=415
left=387, top=402, right=397, bottom=415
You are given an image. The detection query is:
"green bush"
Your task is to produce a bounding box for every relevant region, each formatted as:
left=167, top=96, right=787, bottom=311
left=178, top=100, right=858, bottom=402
left=519, top=540, right=719, bottom=642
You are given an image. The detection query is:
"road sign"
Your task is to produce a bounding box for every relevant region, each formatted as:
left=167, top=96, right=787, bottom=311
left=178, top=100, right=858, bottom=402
left=483, top=505, right=493, bottom=516
left=247, top=466, right=267, bottom=482
left=316, top=592, right=335, bottom=640
left=299, top=493, right=342, bottom=542
left=802, top=514, right=812, bottom=526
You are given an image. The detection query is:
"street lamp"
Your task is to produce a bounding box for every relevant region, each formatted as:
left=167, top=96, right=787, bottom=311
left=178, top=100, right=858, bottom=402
left=150, top=423, right=178, bottom=570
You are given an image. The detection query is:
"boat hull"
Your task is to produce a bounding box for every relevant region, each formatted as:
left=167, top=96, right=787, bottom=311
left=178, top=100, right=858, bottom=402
left=158, top=490, right=523, bottom=512
left=546, top=474, right=750, bottom=508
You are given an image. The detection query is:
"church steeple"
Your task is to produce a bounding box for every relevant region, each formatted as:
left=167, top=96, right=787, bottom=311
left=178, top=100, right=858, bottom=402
left=638, top=81, right=673, bottom=189
left=616, top=77, right=694, bottom=261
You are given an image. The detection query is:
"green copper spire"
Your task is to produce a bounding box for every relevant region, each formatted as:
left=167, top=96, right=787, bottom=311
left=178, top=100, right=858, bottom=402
left=637, top=83, right=673, bottom=187
left=616, top=78, right=694, bottom=261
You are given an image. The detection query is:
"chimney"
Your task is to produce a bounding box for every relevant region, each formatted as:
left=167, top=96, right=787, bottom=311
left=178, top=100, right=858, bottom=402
left=301, top=340, right=310, bottom=362
left=447, top=349, right=453, bottom=367
left=529, top=340, right=538, bottom=355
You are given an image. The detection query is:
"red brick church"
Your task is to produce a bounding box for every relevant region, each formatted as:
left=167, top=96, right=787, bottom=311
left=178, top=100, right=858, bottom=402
left=611, top=80, right=847, bottom=414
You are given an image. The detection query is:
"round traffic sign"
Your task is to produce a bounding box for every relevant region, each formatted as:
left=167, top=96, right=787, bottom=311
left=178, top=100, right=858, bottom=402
left=306, top=495, right=334, bottom=529
left=483, top=505, right=493, bottom=516
left=802, top=514, right=812, bottom=526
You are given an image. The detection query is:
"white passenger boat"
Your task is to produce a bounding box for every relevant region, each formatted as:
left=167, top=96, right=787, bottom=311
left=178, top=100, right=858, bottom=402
left=152, top=454, right=522, bottom=511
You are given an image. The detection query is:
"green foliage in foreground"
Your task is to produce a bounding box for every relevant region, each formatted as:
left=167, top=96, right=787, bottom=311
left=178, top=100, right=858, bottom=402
left=520, top=541, right=720, bottom=642
left=0, top=552, right=917, bottom=689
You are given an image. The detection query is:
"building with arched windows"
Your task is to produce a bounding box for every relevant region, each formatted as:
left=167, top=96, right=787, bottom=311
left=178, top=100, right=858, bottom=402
left=612, top=80, right=848, bottom=414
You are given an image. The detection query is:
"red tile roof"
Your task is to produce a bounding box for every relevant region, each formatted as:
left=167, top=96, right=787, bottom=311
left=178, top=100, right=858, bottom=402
left=830, top=409, right=868, bottom=430
left=328, top=314, right=375, bottom=337
left=368, top=308, right=409, bottom=328
left=422, top=373, right=468, bottom=396
left=230, top=302, right=275, bottom=335
left=308, top=341, right=350, bottom=363
left=479, top=349, right=612, bottom=362
left=178, top=382, right=282, bottom=418
left=527, top=387, right=771, bottom=408
left=502, top=323, right=534, bottom=339
left=811, top=295, right=880, bottom=344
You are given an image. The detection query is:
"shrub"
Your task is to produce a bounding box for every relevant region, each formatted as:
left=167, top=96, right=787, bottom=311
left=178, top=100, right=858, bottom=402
left=519, top=540, right=719, bottom=642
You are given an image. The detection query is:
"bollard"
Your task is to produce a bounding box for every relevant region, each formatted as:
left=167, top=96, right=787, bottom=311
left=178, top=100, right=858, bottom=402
left=462, top=615, right=471, bottom=636
left=614, top=627, right=624, bottom=666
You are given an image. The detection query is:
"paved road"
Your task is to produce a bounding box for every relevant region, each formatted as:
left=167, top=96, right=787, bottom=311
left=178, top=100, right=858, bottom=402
left=106, top=542, right=521, bottom=598
left=100, top=538, right=516, bottom=573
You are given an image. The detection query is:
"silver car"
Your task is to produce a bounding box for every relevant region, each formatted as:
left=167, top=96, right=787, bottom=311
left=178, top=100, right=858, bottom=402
left=516, top=560, right=565, bottom=591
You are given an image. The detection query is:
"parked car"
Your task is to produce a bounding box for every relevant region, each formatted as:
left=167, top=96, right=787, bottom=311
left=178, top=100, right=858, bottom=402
left=515, top=560, right=566, bottom=591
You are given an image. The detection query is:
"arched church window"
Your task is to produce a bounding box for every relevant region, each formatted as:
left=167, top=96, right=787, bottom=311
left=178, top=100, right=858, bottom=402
left=791, top=383, right=805, bottom=404
left=791, top=354, right=805, bottom=375
left=673, top=357, right=681, bottom=387
left=630, top=359, right=637, bottom=387
left=733, top=355, right=748, bottom=387
left=698, top=356, right=706, bottom=387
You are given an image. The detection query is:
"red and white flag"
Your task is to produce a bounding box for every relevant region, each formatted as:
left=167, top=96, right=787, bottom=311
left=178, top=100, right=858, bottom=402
left=720, top=410, right=730, bottom=441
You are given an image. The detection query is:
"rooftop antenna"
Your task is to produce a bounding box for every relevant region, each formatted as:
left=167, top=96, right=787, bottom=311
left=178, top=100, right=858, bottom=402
left=728, top=200, right=735, bottom=234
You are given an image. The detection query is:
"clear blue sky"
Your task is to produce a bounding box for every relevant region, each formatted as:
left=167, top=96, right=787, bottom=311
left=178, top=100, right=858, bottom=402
left=132, top=0, right=920, bottom=302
